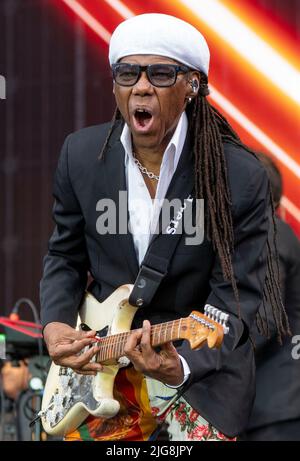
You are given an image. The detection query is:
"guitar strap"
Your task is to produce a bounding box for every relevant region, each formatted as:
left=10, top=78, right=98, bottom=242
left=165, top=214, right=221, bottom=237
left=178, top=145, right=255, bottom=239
left=129, top=193, right=194, bottom=308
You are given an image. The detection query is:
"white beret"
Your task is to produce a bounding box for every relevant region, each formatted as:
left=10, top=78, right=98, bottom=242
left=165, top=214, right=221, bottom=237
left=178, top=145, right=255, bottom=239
left=109, top=13, right=210, bottom=76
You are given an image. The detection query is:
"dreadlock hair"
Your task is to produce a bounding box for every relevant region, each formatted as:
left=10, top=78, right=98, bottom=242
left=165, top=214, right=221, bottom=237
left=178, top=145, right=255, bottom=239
left=99, top=107, right=123, bottom=160
left=100, top=73, right=290, bottom=343
left=188, top=73, right=290, bottom=342
left=254, top=151, right=283, bottom=209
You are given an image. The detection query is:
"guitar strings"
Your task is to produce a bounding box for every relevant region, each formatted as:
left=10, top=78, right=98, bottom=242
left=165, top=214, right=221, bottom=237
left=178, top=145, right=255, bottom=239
left=96, top=319, right=189, bottom=362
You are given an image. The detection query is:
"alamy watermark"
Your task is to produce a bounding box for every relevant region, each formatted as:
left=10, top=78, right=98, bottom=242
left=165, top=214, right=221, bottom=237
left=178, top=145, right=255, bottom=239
left=0, top=74, right=6, bottom=100
left=95, top=192, right=205, bottom=246
left=291, top=335, right=300, bottom=360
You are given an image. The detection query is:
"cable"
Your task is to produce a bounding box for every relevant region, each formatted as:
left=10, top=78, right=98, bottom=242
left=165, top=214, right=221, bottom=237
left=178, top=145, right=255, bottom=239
left=10, top=299, right=47, bottom=441
left=11, top=299, right=45, bottom=382
left=17, top=390, right=42, bottom=441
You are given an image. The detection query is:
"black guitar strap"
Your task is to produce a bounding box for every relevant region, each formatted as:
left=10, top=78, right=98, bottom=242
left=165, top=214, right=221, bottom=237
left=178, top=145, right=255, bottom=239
left=129, top=194, right=194, bottom=308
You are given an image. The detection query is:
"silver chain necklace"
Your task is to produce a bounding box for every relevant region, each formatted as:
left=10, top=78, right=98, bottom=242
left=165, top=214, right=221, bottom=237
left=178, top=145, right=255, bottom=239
left=133, top=155, right=160, bottom=182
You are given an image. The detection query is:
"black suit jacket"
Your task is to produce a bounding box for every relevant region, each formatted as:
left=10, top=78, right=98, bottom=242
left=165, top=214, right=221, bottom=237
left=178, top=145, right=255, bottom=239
left=245, top=217, right=300, bottom=432
left=40, top=121, right=270, bottom=437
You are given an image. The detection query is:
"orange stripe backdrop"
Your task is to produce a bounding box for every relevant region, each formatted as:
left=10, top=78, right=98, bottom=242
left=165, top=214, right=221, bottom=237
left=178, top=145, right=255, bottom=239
left=57, top=0, right=300, bottom=237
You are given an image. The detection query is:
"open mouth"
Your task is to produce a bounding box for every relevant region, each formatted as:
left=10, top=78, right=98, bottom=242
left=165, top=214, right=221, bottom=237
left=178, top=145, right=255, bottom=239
left=134, top=109, right=153, bottom=128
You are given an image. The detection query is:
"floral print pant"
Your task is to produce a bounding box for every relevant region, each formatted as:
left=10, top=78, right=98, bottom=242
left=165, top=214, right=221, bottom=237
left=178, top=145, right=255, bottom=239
left=146, top=377, right=236, bottom=441
left=164, top=399, right=236, bottom=441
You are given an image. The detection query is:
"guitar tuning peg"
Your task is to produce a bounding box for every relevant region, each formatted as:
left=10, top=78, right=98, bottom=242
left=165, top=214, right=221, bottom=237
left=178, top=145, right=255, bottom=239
left=215, top=309, right=221, bottom=323
left=205, top=304, right=213, bottom=318
left=219, top=312, right=229, bottom=334
left=219, top=312, right=225, bottom=323
left=224, top=313, right=229, bottom=324
left=211, top=307, right=218, bottom=321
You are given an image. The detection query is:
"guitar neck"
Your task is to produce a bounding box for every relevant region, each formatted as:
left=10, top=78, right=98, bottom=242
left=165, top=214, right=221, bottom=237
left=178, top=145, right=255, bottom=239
left=96, top=318, right=188, bottom=363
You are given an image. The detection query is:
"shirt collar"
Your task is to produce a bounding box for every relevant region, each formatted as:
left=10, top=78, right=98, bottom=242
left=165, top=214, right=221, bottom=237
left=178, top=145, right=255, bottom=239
left=121, top=111, right=188, bottom=174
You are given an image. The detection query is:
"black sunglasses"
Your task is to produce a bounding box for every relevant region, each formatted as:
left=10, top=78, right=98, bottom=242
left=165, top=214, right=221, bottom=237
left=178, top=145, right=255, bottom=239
left=112, top=63, right=190, bottom=87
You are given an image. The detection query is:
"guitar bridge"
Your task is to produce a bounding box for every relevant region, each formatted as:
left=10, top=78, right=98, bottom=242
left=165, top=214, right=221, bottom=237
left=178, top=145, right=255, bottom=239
left=204, top=305, right=229, bottom=334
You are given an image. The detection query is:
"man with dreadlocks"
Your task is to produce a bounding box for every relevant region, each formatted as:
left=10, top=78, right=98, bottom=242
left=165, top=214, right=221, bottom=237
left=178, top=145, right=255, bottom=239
left=40, top=14, right=289, bottom=441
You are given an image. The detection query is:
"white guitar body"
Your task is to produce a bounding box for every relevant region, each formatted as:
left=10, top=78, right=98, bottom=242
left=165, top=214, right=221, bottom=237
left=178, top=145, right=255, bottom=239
left=41, top=284, right=136, bottom=437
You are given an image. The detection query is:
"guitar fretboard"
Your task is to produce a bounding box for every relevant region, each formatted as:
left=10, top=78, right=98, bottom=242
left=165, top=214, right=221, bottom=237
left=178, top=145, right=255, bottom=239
left=96, top=318, right=189, bottom=362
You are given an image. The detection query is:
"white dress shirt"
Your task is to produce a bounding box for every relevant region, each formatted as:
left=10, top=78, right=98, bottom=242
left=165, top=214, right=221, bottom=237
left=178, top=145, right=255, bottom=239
left=120, top=111, right=190, bottom=388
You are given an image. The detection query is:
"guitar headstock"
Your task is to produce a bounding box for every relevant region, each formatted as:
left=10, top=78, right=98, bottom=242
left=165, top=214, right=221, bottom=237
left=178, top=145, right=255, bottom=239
left=181, top=309, right=228, bottom=350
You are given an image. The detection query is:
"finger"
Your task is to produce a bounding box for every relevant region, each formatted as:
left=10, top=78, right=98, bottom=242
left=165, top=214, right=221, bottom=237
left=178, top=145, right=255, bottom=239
left=79, top=361, right=103, bottom=373
left=59, top=358, right=103, bottom=375
left=72, top=329, right=99, bottom=342
left=54, top=344, right=101, bottom=369
left=160, top=341, right=178, bottom=356
left=72, top=369, right=97, bottom=376
left=71, top=344, right=102, bottom=369
left=124, top=328, right=143, bottom=356
left=139, top=320, right=154, bottom=356
left=72, top=360, right=104, bottom=374
left=51, top=337, right=97, bottom=360
left=60, top=328, right=98, bottom=342
left=78, top=329, right=98, bottom=340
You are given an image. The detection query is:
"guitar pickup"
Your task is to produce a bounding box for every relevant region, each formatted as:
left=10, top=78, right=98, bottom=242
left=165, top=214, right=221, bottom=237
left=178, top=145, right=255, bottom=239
left=204, top=305, right=230, bottom=334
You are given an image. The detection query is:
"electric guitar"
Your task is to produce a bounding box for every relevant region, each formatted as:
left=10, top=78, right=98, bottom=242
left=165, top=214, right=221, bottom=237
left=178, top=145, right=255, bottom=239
left=40, top=284, right=228, bottom=437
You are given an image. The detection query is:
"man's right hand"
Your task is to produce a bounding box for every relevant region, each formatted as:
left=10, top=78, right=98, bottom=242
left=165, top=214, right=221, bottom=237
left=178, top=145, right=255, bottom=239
left=43, top=322, right=103, bottom=375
